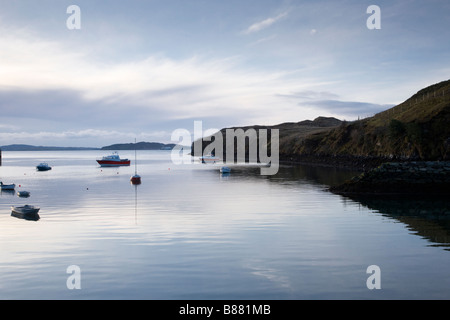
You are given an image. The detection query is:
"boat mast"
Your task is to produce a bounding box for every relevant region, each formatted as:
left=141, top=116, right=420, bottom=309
left=134, top=138, right=137, bottom=175
left=130, top=138, right=141, bottom=184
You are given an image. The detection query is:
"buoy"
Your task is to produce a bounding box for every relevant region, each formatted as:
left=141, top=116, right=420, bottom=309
left=130, top=174, right=141, bottom=185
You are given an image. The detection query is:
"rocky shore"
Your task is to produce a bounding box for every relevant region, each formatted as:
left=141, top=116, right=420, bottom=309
left=329, top=161, right=450, bottom=195
left=280, top=154, right=394, bottom=171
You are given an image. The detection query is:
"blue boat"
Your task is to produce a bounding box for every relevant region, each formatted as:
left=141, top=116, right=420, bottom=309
left=36, top=163, right=52, bottom=171
left=1, top=182, right=15, bottom=190
left=220, top=166, right=231, bottom=173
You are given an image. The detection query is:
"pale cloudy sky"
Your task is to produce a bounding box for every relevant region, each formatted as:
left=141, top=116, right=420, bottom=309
left=0, top=0, right=449, bottom=147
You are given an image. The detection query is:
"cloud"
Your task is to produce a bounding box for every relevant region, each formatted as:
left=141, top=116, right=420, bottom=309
left=275, top=90, right=392, bottom=119
left=0, top=22, right=323, bottom=132
left=277, top=90, right=340, bottom=101
left=247, top=34, right=278, bottom=46
left=304, top=100, right=393, bottom=118
left=243, top=11, right=288, bottom=34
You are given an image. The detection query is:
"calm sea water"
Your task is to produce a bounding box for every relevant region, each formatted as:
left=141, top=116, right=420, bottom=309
left=1, top=150, right=450, bottom=300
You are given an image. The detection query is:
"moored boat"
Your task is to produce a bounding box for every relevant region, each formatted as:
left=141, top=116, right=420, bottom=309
left=130, top=139, right=142, bottom=185
left=36, top=163, right=52, bottom=171
left=1, top=182, right=15, bottom=190
left=220, top=166, right=231, bottom=173
left=17, top=190, right=30, bottom=197
left=130, top=174, right=141, bottom=185
left=97, top=152, right=130, bottom=167
left=11, top=205, right=40, bottom=221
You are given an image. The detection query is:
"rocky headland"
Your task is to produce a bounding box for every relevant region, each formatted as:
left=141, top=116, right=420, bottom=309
left=192, top=79, right=450, bottom=195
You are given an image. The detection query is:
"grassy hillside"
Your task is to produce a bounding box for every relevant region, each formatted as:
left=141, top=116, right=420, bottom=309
left=306, top=79, right=450, bottom=160
left=193, top=79, right=450, bottom=167
left=191, top=116, right=342, bottom=159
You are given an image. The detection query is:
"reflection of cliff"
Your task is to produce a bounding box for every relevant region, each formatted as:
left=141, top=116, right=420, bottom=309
left=265, top=165, right=360, bottom=187
left=222, top=164, right=360, bottom=188
left=343, top=195, right=450, bottom=250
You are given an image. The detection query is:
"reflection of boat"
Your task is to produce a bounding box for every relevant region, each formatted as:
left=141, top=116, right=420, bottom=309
left=97, top=152, right=130, bottom=167
left=200, top=153, right=220, bottom=163
left=17, top=191, right=30, bottom=197
left=11, top=205, right=40, bottom=221
left=36, top=163, right=52, bottom=171
left=1, top=182, right=15, bottom=190
left=220, top=166, right=231, bottom=173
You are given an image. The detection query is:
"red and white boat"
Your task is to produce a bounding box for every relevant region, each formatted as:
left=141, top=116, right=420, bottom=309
left=97, top=152, right=130, bottom=167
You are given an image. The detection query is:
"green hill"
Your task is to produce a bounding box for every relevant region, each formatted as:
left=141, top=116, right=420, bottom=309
left=305, top=79, right=450, bottom=161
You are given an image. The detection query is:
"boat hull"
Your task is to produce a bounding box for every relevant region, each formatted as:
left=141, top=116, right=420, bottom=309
left=1, top=183, right=15, bottom=190
left=97, top=160, right=130, bottom=167
left=11, top=206, right=40, bottom=221
left=36, top=167, right=51, bottom=171
left=220, top=166, right=231, bottom=173
left=36, top=163, right=52, bottom=171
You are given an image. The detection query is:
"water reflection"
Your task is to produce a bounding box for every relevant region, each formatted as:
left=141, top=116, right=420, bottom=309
left=247, top=163, right=450, bottom=251
left=133, top=183, right=139, bottom=225
left=266, top=164, right=360, bottom=186
left=206, top=163, right=360, bottom=187
left=11, top=210, right=40, bottom=221
left=340, top=194, right=450, bottom=250
left=1, top=189, right=16, bottom=197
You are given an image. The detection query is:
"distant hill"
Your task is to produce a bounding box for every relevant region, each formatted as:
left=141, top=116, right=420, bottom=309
left=0, top=142, right=177, bottom=151
left=0, top=144, right=99, bottom=151
left=101, top=142, right=176, bottom=150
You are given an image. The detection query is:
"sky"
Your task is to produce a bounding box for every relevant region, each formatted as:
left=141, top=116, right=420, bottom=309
left=0, top=0, right=449, bottom=147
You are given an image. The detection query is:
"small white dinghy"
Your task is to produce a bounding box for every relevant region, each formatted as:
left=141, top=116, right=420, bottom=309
left=11, top=205, right=40, bottom=221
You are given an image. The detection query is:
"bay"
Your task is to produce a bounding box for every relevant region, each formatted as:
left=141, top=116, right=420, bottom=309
left=1, top=150, right=449, bottom=300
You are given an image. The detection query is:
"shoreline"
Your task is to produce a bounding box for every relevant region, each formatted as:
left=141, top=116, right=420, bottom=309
left=280, top=154, right=406, bottom=171
left=328, top=160, right=450, bottom=196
